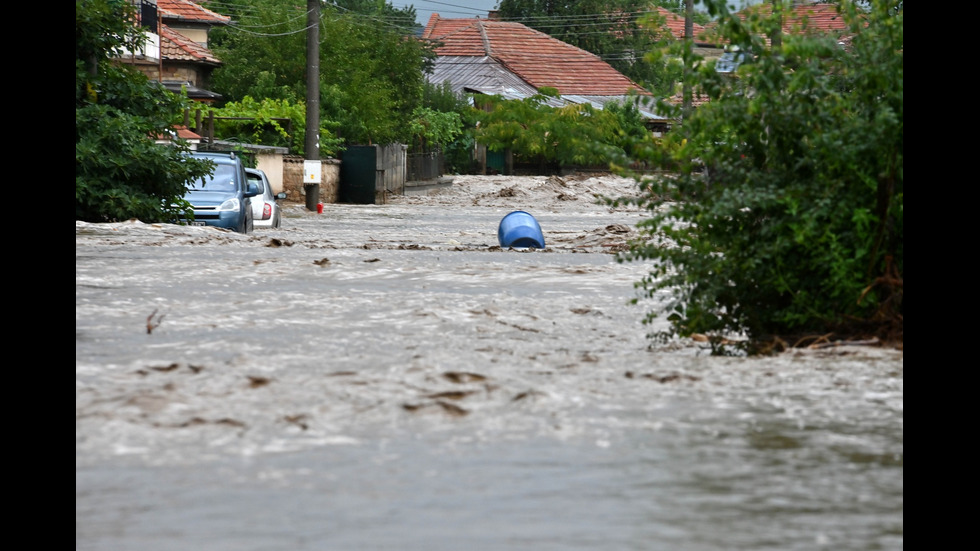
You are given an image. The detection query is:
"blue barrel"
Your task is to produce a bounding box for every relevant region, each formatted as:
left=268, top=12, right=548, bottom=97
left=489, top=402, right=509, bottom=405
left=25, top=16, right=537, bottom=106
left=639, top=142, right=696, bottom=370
left=498, top=210, right=546, bottom=249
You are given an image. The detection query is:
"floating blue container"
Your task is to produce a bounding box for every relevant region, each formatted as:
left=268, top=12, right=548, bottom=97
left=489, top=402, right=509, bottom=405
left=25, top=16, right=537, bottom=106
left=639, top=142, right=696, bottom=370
left=498, top=210, right=546, bottom=249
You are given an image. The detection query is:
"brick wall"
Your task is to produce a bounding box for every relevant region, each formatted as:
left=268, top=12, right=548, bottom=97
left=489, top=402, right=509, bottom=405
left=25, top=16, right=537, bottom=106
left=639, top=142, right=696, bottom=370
left=282, top=156, right=341, bottom=204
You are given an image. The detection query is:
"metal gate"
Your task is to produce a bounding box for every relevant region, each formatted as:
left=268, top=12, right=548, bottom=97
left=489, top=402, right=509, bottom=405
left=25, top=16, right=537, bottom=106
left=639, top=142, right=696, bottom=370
left=339, top=144, right=406, bottom=204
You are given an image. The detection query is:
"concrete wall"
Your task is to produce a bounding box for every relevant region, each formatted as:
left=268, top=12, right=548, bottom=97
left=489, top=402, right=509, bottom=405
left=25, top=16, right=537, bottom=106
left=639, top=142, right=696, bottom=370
left=255, top=152, right=285, bottom=194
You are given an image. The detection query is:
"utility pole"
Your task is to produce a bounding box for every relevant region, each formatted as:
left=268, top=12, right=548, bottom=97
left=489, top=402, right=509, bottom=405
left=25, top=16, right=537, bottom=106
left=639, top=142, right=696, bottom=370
left=771, top=0, right=782, bottom=49
left=304, top=0, right=321, bottom=211
left=683, top=0, right=693, bottom=121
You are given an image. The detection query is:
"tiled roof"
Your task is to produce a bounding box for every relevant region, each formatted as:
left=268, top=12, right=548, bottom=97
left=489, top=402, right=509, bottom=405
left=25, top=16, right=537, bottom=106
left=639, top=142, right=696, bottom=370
left=666, top=89, right=710, bottom=108
left=650, top=7, right=706, bottom=42
left=422, top=15, right=648, bottom=97
left=747, top=2, right=849, bottom=35
left=154, top=125, right=201, bottom=142
left=157, top=0, right=230, bottom=25
left=172, top=125, right=202, bottom=140
left=700, top=2, right=852, bottom=44
left=160, top=24, right=221, bottom=64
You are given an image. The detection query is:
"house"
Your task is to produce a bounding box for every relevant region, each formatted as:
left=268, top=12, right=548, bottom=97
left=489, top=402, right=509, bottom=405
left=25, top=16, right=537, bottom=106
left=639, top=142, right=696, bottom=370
left=118, top=2, right=309, bottom=197
left=121, top=0, right=228, bottom=103
left=421, top=14, right=670, bottom=125
left=747, top=1, right=852, bottom=37
left=421, top=13, right=674, bottom=173
left=701, top=2, right=856, bottom=70
left=664, top=2, right=855, bottom=102
left=647, top=6, right=720, bottom=60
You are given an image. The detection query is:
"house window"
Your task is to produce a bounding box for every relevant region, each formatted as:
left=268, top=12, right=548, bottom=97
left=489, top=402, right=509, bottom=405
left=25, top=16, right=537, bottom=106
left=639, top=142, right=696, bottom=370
left=140, top=0, right=158, bottom=31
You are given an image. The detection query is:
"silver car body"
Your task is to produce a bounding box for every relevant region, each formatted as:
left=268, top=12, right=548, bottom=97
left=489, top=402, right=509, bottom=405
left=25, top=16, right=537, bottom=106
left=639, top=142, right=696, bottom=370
left=245, top=168, right=283, bottom=228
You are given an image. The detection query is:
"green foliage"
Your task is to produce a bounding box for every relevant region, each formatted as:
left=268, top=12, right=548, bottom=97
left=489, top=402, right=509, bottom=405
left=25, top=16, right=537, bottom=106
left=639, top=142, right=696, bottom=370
left=473, top=91, right=655, bottom=170
left=423, top=80, right=470, bottom=114
left=617, top=0, right=903, bottom=354
left=419, top=82, right=482, bottom=174
left=76, top=0, right=143, bottom=66
left=206, top=0, right=307, bottom=103
left=76, top=0, right=211, bottom=223
left=208, top=0, right=434, bottom=147
left=317, top=9, right=433, bottom=145
left=407, top=107, right=463, bottom=152
left=331, top=0, right=419, bottom=32
left=211, top=96, right=343, bottom=157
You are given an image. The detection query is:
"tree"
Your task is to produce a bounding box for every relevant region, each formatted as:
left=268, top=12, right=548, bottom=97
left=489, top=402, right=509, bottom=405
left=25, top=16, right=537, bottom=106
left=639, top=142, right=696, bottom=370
left=407, top=107, right=463, bottom=153
left=317, top=6, right=434, bottom=145
left=421, top=81, right=481, bottom=174
left=206, top=0, right=434, bottom=148
left=474, top=89, right=656, bottom=171
left=211, top=96, right=344, bottom=158
left=76, top=0, right=211, bottom=223
left=615, top=0, right=902, bottom=354
left=205, top=0, right=309, bottom=104
left=331, top=0, right=418, bottom=32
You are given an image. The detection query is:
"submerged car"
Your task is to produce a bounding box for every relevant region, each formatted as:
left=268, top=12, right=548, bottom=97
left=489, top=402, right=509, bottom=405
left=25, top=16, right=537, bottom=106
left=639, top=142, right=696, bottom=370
left=182, top=151, right=259, bottom=234
left=245, top=167, right=287, bottom=229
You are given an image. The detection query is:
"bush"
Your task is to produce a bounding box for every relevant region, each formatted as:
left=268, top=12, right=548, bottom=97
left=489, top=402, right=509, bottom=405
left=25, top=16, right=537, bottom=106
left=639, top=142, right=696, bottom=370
left=617, top=0, right=903, bottom=354
left=76, top=0, right=211, bottom=223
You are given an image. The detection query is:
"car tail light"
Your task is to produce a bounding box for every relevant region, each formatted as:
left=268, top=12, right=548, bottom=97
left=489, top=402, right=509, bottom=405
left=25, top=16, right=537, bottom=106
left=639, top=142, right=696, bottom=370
left=262, top=203, right=272, bottom=219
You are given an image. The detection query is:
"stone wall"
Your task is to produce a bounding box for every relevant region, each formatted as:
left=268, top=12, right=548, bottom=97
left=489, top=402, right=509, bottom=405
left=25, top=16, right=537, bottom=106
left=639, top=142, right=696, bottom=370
left=282, top=156, right=341, bottom=204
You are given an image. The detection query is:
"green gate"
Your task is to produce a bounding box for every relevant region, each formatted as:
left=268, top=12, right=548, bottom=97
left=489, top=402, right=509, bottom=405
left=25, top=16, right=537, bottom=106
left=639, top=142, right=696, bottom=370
left=339, top=144, right=406, bottom=204
left=487, top=150, right=506, bottom=174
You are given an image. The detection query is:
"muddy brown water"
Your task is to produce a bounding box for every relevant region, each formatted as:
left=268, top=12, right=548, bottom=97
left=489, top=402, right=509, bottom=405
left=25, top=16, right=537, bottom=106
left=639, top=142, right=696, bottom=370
left=76, top=175, right=903, bottom=550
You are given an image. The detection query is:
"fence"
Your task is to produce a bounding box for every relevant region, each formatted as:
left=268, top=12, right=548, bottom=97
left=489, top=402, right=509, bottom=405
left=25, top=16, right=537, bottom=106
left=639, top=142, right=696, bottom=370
left=406, top=151, right=444, bottom=183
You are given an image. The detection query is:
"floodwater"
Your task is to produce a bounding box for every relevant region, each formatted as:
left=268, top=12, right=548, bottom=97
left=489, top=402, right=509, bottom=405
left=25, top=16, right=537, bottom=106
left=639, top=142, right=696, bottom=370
left=76, top=175, right=903, bottom=551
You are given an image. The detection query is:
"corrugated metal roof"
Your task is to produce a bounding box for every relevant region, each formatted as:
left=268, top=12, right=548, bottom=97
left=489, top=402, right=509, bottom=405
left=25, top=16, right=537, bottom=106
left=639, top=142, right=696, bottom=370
left=429, top=56, right=538, bottom=97
left=562, top=95, right=664, bottom=121
left=163, top=80, right=222, bottom=100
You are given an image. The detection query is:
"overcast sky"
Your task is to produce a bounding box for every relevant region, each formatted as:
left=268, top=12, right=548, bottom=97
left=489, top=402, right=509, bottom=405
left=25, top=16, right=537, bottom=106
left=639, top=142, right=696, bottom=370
left=394, top=1, right=765, bottom=28
left=393, top=0, right=502, bottom=27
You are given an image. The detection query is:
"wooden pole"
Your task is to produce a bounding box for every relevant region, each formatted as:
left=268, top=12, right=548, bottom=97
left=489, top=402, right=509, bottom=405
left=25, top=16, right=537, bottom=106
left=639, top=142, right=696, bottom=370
left=304, top=0, right=321, bottom=210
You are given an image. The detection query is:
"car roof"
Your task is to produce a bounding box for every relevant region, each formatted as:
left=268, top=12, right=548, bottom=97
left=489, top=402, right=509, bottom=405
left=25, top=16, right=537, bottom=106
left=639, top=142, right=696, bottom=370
left=190, top=151, right=242, bottom=165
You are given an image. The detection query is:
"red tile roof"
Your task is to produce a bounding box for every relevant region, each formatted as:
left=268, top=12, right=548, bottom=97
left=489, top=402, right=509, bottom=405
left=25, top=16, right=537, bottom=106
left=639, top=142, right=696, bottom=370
left=649, top=7, right=706, bottom=41
left=667, top=89, right=710, bottom=108
left=153, top=125, right=201, bottom=142
left=422, top=15, right=648, bottom=96
left=701, top=2, right=852, bottom=43
left=157, top=0, right=230, bottom=25
left=160, top=24, right=221, bottom=64
left=174, top=125, right=201, bottom=139
left=747, top=2, right=849, bottom=35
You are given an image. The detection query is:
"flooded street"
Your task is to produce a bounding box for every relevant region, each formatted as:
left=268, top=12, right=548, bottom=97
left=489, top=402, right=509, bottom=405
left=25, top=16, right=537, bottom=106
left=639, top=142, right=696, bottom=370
left=76, top=174, right=903, bottom=550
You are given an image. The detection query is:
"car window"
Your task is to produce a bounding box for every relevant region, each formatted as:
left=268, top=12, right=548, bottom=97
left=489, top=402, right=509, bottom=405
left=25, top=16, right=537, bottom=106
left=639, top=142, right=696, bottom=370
left=190, top=164, right=238, bottom=192
left=247, top=173, right=265, bottom=192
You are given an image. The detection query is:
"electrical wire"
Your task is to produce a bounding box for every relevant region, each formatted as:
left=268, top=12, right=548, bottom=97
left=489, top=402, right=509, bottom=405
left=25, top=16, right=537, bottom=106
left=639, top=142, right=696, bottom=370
left=201, top=1, right=691, bottom=48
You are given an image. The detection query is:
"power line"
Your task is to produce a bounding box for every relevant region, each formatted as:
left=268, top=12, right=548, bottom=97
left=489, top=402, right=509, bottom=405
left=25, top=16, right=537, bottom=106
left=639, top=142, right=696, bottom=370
left=206, top=2, right=692, bottom=44
left=223, top=7, right=315, bottom=37
left=392, top=0, right=497, bottom=20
